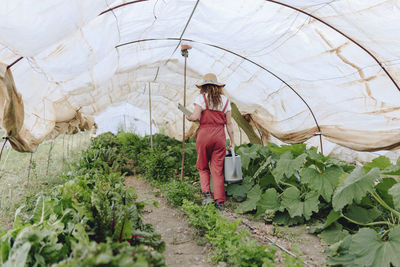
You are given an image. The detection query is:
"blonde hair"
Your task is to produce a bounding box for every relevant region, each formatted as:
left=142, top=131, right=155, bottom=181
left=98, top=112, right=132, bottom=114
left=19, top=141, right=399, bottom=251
left=200, top=84, right=224, bottom=109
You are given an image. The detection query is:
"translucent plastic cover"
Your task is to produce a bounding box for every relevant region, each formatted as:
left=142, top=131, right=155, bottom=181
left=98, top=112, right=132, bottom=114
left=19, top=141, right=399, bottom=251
left=1, top=0, right=400, bottom=153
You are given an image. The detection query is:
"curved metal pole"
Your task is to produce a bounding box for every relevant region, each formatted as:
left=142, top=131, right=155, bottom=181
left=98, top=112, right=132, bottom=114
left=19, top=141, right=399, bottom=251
left=98, top=0, right=148, bottom=16
left=7, top=57, right=23, bottom=70
left=116, top=37, right=324, bottom=153
left=265, top=0, right=400, bottom=92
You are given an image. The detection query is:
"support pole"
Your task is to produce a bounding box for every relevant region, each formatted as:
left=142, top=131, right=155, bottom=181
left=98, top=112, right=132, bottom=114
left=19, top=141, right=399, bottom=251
left=123, top=115, right=127, bottom=132
left=149, top=82, right=153, bottom=149
left=27, top=152, right=33, bottom=185
left=62, top=134, right=65, bottom=166
left=46, top=141, right=54, bottom=176
left=180, top=44, right=191, bottom=181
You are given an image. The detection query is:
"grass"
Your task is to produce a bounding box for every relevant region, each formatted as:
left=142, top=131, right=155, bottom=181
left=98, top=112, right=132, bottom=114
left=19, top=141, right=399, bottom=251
left=0, top=132, right=90, bottom=229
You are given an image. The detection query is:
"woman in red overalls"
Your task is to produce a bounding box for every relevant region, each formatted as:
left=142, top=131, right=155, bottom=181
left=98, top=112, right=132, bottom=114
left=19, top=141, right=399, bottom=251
left=186, top=73, right=235, bottom=211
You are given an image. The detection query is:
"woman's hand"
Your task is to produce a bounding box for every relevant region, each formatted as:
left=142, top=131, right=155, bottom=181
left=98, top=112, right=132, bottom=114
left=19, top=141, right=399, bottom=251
left=187, top=104, right=202, bottom=121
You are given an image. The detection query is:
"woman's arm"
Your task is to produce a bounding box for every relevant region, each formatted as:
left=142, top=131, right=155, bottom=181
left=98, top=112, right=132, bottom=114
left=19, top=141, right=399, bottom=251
left=186, top=104, right=202, bottom=122
left=225, top=111, right=235, bottom=148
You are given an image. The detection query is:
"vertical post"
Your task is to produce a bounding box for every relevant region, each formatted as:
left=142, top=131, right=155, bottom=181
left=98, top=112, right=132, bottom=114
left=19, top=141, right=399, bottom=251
left=27, top=152, right=33, bottom=185
left=180, top=45, right=191, bottom=181
left=149, top=82, right=153, bottom=149
left=180, top=55, right=187, bottom=181
left=62, top=133, right=65, bottom=166
left=46, top=141, right=54, bottom=176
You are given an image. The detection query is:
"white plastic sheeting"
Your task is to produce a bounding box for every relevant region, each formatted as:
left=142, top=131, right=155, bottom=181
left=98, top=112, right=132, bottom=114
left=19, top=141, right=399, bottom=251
left=1, top=0, right=400, bottom=155
left=94, top=103, right=158, bottom=136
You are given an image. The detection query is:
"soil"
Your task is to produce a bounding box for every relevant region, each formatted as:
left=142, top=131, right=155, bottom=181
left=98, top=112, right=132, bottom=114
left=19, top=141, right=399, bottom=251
left=125, top=175, right=326, bottom=267
left=124, top=176, right=214, bottom=267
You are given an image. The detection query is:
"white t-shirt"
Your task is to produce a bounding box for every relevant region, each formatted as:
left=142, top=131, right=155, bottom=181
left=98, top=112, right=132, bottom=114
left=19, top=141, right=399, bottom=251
left=194, top=94, right=231, bottom=113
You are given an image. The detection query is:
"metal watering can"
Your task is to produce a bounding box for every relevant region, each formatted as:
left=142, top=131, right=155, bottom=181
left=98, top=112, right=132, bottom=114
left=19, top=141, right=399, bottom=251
left=224, top=147, right=243, bottom=184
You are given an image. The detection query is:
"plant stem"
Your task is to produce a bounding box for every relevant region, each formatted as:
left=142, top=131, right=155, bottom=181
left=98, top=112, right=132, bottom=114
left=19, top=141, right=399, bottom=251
left=342, top=214, right=392, bottom=227
left=371, top=191, right=400, bottom=218
left=280, top=181, right=296, bottom=188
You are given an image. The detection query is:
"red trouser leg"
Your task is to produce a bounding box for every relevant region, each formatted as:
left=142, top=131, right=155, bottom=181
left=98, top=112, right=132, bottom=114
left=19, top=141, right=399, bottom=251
left=196, top=127, right=226, bottom=201
left=196, top=130, right=212, bottom=194
left=210, top=145, right=226, bottom=202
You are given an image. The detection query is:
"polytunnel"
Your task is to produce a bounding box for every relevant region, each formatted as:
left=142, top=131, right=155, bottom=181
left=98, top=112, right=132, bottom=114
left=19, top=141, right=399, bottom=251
left=1, top=0, right=400, bottom=157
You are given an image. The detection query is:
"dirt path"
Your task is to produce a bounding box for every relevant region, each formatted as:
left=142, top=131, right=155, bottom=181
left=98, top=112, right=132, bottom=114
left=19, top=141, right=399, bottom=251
left=125, top=176, right=214, bottom=267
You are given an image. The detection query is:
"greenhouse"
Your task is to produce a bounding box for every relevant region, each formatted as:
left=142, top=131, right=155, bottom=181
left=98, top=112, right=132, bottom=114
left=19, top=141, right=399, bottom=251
left=1, top=0, right=400, bottom=266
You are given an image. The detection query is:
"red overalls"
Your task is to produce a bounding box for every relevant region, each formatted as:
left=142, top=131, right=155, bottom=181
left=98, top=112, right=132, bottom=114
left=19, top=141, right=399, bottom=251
left=196, top=94, right=229, bottom=202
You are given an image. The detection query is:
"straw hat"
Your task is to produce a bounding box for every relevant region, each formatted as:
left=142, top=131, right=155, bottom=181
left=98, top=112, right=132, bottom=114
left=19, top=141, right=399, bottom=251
left=195, top=73, right=225, bottom=88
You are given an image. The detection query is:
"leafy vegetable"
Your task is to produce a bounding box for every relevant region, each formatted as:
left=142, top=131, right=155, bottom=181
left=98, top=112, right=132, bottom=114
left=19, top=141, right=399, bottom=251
left=235, top=185, right=262, bottom=214
left=300, top=166, right=342, bottom=202
left=332, top=167, right=379, bottom=211
left=255, top=188, right=281, bottom=218
left=389, top=183, right=400, bottom=210
left=281, top=187, right=319, bottom=220
left=271, top=151, right=307, bottom=184
left=350, top=227, right=400, bottom=267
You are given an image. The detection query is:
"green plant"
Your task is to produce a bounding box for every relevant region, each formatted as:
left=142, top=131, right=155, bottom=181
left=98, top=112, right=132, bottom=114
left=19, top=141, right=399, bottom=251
left=144, top=149, right=175, bottom=181
left=156, top=179, right=201, bottom=206
left=227, top=143, right=400, bottom=266
left=182, top=200, right=276, bottom=266
left=0, top=133, right=166, bottom=267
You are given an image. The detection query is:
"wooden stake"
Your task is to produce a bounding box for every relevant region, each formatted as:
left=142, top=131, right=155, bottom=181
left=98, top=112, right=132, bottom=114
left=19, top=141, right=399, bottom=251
left=123, top=115, right=127, bottom=132
left=62, top=134, right=65, bottom=165
left=180, top=54, right=188, bottom=181
left=46, top=141, right=54, bottom=176
left=149, top=82, right=153, bottom=149
left=27, top=152, right=33, bottom=185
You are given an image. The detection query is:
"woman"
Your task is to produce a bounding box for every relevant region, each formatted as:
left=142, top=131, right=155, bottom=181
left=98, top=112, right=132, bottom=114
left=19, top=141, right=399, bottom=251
left=186, top=73, right=235, bottom=211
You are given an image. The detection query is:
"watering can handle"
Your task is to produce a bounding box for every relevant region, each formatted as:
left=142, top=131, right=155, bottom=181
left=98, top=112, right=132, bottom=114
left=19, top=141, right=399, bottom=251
left=230, top=147, right=235, bottom=157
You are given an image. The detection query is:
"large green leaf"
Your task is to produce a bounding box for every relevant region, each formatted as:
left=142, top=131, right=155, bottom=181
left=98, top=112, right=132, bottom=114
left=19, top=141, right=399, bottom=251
left=343, top=205, right=381, bottom=224
left=237, top=146, right=261, bottom=170
left=332, top=167, right=379, bottom=211
left=226, top=176, right=254, bottom=202
left=267, top=143, right=306, bottom=157
left=363, top=156, right=392, bottom=172
left=326, top=235, right=355, bottom=266
left=309, top=209, right=341, bottom=233
left=235, top=185, right=261, bottom=214
left=388, top=183, right=400, bottom=210
left=281, top=187, right=319, bottom=220
left=382, top=164, right=400, bottom=175
left=259, top=173, right=276, bottom=189
left=318, top=223, right=349, bottom=245
left=253, top=157, right=273, bottom=179
left=300, top=166, right=343, bottom=202
left=272, top=212, right=304, bottom=226
left=271, top=151, right=307, bottom=184
left=350, top=226, right=400, bottom=267
left=376, top=178, right=397, bottom=208
left=255, top=188, right=281, bottom=218
left=30, top=196, right=54, bottom=224
left=3, top=242, right=31, bottom=267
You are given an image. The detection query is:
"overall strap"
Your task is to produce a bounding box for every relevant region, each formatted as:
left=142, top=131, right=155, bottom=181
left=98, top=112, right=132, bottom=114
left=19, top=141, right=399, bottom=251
left=202, top=93, right=209, bottom=110
left=222, top=98, right=230, bottom=113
